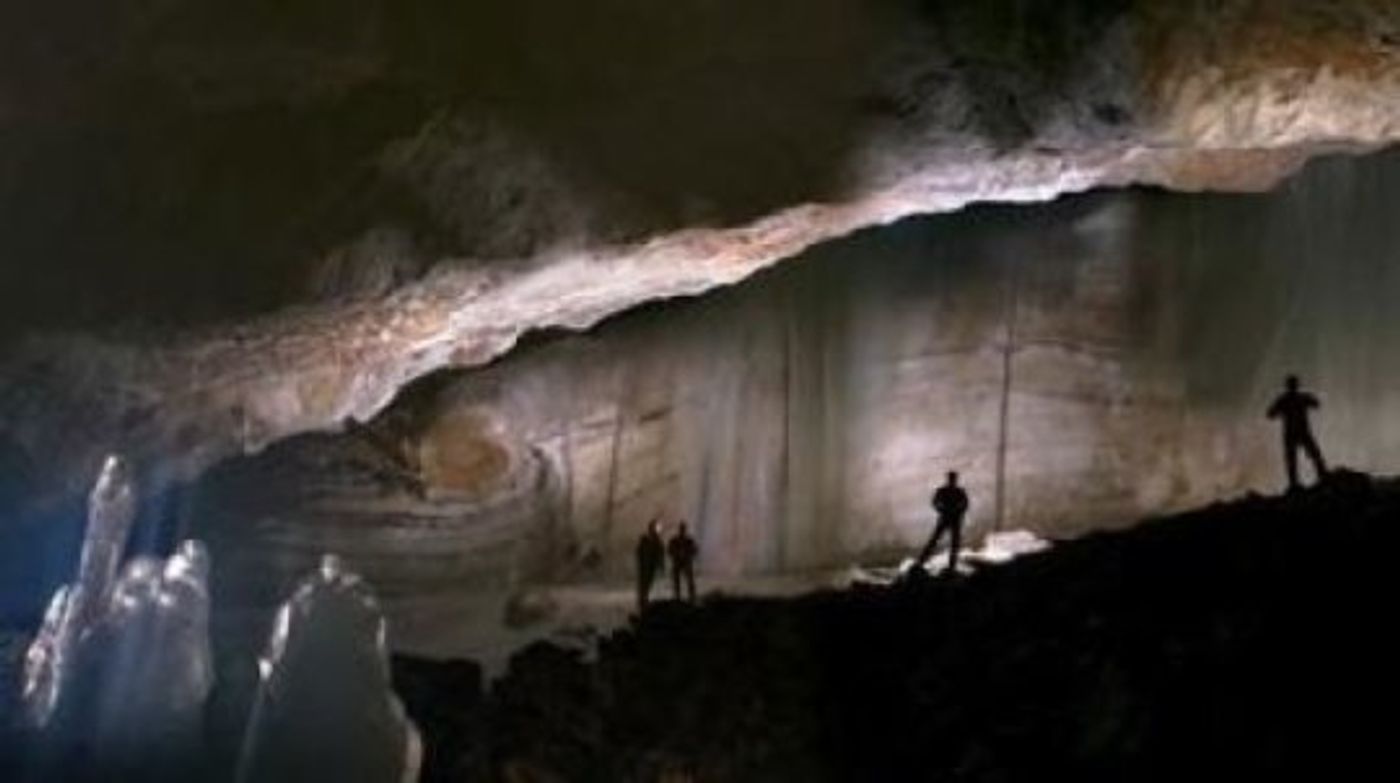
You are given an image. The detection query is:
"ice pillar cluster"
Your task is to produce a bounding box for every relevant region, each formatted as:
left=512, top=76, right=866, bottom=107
left=20, top=457, right=214, bottom=773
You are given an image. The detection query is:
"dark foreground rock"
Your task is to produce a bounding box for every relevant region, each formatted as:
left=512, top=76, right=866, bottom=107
left=396, top=470, right=1400, bottom=782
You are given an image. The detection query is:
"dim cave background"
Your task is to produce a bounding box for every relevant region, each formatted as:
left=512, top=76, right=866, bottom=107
left=3, top=0, right=1400, bottom=780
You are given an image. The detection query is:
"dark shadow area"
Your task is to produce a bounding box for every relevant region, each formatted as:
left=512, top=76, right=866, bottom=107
left=389, top=470, right=1399, bottom=782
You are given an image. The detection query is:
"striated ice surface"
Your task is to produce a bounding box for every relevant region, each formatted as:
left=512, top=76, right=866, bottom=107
left=236, top=554, right=422, bottom=783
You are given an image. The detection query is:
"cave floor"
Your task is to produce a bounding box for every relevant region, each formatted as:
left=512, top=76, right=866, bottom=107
left=392, top=470, right=1400, bottom=782
left=371, top=538, right=1034, bottom=672
left=389, top=569, right=876, bottom=671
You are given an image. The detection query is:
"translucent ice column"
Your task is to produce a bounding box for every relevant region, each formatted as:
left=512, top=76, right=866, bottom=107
left=22, top=454, right=138, bottom=727
left=87, top=540, right=215, bottom=762
left=236, top=554, right=422, bottom=783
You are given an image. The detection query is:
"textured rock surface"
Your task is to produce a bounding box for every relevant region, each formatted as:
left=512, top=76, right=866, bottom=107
left=187, top=149, right=1400, bottom=648
left=2, top=0, right=1400, bottom=520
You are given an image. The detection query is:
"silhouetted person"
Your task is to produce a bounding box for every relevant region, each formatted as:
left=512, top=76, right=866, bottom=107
left=915, top=472, right=970, bottom=575
left=635, top=520, right=664, bottom=611
left=1267, top=375, right=1329, bottom=492
left=667, top=522, right=698, bottom=603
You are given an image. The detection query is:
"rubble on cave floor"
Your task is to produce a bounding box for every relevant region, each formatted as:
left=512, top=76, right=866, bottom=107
left=393, top=470, right=1400, bottom=782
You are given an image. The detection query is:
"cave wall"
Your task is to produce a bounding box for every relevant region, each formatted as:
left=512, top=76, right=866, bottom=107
left=3, top=1, right=1400, bottom=644
left=443, top=148, right=1400, bottom=577
left=189, top=148, right=1400, bottom=609
left=3, top=0, right=1400, bottom=529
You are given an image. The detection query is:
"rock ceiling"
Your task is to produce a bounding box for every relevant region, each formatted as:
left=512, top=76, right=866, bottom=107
left=1, top=0, right=1399, bottom=511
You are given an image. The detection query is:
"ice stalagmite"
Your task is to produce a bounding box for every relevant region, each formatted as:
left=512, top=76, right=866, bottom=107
left=236, top=554, right=422, bottom=783
left=22, top=455, right=138, bottom=727
left=86, top=540, right=215, bottom=766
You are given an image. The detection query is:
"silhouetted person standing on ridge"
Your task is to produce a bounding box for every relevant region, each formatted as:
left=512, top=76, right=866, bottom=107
left=1267, top=374, right=1329, bottom=492
left=915, top=472, right=970, bottom=575
left=668, top=522, right=698, bottom=603
left=635, top=520, right=665, bottom=611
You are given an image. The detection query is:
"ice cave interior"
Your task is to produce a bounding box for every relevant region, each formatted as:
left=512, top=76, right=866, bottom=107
left=3, top=1, right=1400, bottom=780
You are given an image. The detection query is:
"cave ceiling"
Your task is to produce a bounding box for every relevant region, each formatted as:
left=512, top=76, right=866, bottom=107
left=2, top=0, right=1399, bottom=511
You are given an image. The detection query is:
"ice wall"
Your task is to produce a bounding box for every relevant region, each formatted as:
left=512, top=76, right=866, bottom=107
left=192, top=147, right=1400, bottom=601
left=431, top=148, right=1400, bottom=575
left=5, top=0, right=1400, bottom=530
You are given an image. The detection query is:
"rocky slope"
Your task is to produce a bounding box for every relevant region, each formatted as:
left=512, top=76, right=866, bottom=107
left=3, top=471, right=1393, bottom=779
left=391, top=471, right=1399, bottom=782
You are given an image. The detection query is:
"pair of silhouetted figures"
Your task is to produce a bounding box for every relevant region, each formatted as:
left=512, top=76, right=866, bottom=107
left=909, top=375, right=1331, bottom=576
left=635, top=520, right=698, bottom=610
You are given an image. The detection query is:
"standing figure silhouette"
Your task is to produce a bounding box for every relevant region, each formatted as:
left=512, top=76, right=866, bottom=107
left=667, top=522, right=698, bottom=603
left=635, top=520, right=665, bottom=611
left=1267, top=375, right=1329, bottom=492
left=915, top=471, right=970, bottom=575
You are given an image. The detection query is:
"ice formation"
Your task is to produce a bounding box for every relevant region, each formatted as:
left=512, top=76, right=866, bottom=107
left=84, top=540, right=214, bottom=762
left=965, top=530, right=1053, bottom=566
left=889, top=530, right=1053, bottom=580
left=22, top=455, right=139, bottom=727
left=19, top=453, right=214, bottom=775
left=236, top=554, right=422, bottom=783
